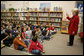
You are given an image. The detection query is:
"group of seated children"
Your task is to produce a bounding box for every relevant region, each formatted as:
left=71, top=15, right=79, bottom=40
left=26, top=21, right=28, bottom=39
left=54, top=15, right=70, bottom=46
left=1, top=20, right=57, bottom=55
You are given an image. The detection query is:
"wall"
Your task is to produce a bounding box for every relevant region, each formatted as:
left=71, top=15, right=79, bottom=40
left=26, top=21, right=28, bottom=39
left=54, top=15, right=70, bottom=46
left=1, top=1, right=76, bottom=21
left=29, top=1, right=76, bottom=21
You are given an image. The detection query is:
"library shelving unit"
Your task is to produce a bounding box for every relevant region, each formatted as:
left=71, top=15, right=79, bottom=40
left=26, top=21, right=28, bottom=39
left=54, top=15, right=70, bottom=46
left=61, top=21, right=69, bottom=33
left=1, top=10, right=63, bottom=33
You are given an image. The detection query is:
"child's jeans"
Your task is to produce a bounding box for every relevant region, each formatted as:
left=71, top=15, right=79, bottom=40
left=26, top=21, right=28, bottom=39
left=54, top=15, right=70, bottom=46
left=17, top=41, right=29, bottom=50
left=31, top=49, right=41, bottom=54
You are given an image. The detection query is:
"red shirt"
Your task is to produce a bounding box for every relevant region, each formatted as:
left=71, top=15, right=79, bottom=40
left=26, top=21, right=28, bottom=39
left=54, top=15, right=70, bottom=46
left=29, top=40, right=43, bottom=53
left=48, top=26, right=54, bottom=30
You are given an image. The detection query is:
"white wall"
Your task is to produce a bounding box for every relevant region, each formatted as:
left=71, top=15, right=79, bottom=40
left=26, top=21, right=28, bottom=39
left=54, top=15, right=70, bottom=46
left=1, top=1, right=76, bottom=21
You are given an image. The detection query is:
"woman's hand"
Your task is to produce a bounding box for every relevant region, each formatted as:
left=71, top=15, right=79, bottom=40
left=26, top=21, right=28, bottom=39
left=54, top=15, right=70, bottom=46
left=66, top=13, right=69, bottom=17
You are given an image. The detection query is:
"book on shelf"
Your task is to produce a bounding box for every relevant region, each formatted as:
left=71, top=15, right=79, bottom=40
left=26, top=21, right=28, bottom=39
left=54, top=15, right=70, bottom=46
left=7, top=17, right=11, bottom=19
left=39, top=13, right=48, bottom=16
left=55, top=28, right=61, bottom=31
left=22, top=12, right=28, bottom=16
left=62, top=21, right=69, bottom=26
left=14, top=12, right=20, bottom=16
left=7, top=13, right=11, bottom=16
left=14, top=16, right=19, bottom=19
left=29, top=13, right=37, bottom=16
left=1, top=13, right=5, bottom=16
left=39, top=18, right=49, bottom=21
left=29, top=17, right=36, bottom=20
left=50, top=13, right=62, bottom=17
left=50, top=18, right=61, bottom=22
left=54, top=6, right=62, bottom=11
left=39, top=22, right=46, bottom=25
left=50, top=23, right=60, bottom=27
left=31, top=21, right=37, bottom=24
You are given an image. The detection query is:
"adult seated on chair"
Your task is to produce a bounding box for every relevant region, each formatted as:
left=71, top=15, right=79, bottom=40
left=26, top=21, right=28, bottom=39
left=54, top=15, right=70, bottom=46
left=13, top=33, right=28, bottom=51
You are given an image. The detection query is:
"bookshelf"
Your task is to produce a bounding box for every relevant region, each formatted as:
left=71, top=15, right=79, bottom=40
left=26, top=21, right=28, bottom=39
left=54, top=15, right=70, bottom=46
left=1, top=10, right=63, bottom=33
left=61, top=21, right=69, bottom=33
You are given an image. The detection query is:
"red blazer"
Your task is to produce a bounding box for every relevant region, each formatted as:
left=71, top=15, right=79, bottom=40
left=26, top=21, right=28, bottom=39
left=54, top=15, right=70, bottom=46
left=67, top=15, right=79, bottom=36
left=29, top=40, right=43, bottom=53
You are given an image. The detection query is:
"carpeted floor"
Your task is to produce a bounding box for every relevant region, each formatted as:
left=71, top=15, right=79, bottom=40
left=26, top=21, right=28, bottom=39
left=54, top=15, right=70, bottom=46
left=1, top=33, right=83, bottom=55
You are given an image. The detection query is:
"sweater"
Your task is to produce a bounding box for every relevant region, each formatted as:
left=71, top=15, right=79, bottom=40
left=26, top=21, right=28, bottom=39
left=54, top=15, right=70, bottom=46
left=29, top=40, right=43, bottom=53
left=13, top=37, right=27, bottom=50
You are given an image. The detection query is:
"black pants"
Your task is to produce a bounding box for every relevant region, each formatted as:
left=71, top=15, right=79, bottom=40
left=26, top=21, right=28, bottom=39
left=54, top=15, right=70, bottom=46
left=69, top=35, right=74, bottom=45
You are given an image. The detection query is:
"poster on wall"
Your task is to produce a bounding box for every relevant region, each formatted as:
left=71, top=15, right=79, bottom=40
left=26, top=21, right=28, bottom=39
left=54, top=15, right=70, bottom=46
left=77, top=3, right=83, bottom=13
left=39, top=3, right=51, bottom=11
left=1, top=4, right=5, bottom=10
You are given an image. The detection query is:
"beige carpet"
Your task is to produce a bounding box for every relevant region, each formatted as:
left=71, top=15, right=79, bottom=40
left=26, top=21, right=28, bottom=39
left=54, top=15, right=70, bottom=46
left=1, top=34, right=83, bottom=55
left=43, top=33, right=83, bottom=55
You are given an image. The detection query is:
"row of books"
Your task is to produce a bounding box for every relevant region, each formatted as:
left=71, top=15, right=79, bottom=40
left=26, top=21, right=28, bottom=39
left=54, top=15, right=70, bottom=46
left=1, top=13, right=5, bottom=16
left=50, top=18, right=61, bottom=22
left=62, top=21, right=69, bottom=26
left=30, top=21, right=37, bottom=24
left=14, top=12, right=20, bottom=16
left=21, top=12, right=28, bottom=16
left=39, top=13, right=49, bottom=16
left=55, top=28, right=61, bottom=31
left=39, top=18, right=49, bottom=21
left=29, top=17, right=36, bottom=20
left=52, top=23, right=61, bottom=26
left=1, top=17, right=6, bottom=19
left=7, top=13, right=11, bottom=16
left=20, top=17, right=26, bottom=20
left=13, top=17, right=20, bottom=20
left=1, top=12, right=62, bottom=17
left=29, top=13, right=37, bottom=16
left=50, top=13, right=62, bottom=17
left=54, top=7, right=62, bottom=11
left=39, top=22, right=47, bottom=25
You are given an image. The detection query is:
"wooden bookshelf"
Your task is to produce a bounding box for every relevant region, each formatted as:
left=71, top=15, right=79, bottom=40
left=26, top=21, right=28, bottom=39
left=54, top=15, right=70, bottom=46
left=61, top=21, right=69, bottom=33
left=1, top=11, right=63, bottom=33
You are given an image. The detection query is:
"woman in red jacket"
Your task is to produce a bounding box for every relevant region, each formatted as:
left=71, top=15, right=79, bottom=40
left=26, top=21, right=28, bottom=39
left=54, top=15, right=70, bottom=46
left=29, top=35, right=45, bottom=54
left=66, top=8, right=79, bottom=46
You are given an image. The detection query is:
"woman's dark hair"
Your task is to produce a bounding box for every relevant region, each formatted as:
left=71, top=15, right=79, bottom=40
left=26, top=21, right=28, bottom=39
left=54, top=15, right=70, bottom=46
left=32, top=35, right=38, bottom=42
left=32, top=30, right=36, bottom=36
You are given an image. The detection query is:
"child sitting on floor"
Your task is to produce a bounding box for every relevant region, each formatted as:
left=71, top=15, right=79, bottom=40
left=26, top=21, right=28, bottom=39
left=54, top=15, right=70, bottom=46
left=42, top=27, right=51, bottom=40
left=29, top=35, right=45, bottom=55
left=13, top=33, right=28, bottom=51
left=36, top=28, right=43, bottom=43
left=25, top=27, right=32, bottom=39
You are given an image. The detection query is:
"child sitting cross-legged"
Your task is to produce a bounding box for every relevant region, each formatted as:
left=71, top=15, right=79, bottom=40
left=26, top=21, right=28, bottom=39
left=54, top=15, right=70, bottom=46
left=42, top=27, right=51, bottom=40
left=13, top=33, right=28, bottom=51
left=29, top=35, right=45, bottom=55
